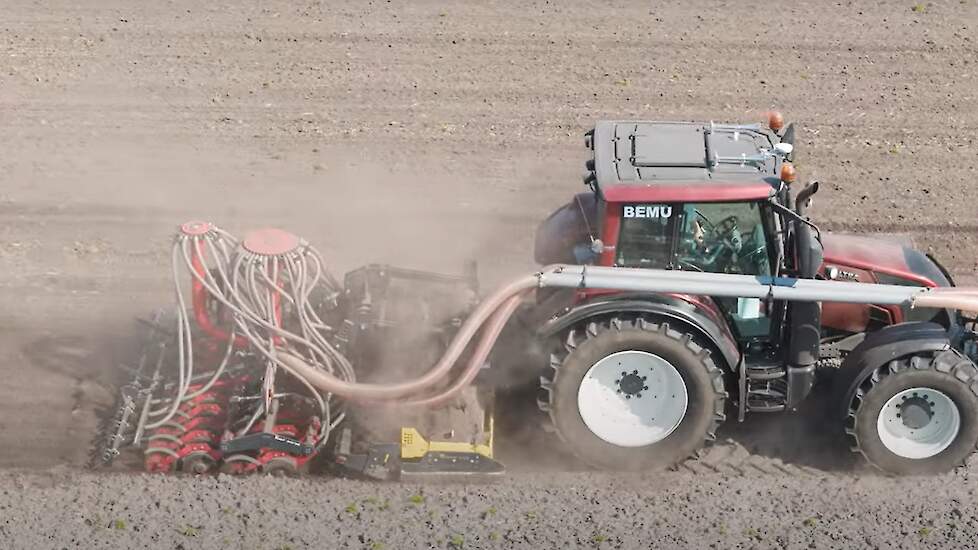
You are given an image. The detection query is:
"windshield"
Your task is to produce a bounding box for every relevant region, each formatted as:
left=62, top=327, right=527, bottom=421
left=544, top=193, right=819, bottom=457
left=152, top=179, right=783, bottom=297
left=677, top=202, right=772, bottom=276
left=614, top=201, right=772, bottom=276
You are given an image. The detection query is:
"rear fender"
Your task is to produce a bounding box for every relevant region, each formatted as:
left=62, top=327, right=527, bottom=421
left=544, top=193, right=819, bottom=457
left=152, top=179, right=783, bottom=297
left=835, top=322, right=950, bottom=418
left=538, top=296, right=740, bottom=372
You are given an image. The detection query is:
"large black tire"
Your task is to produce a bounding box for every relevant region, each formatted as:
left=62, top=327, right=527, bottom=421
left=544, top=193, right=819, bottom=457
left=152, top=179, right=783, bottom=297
left=539, top=317, right=726, bottom=471
left=846, top=350, right=978, bottom=475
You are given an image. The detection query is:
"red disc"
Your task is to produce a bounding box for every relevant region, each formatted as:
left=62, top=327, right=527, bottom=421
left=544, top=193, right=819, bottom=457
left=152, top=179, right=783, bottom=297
left=242, top=228, right=301, bottom=256
left=180, top=220, right=213, bottom=236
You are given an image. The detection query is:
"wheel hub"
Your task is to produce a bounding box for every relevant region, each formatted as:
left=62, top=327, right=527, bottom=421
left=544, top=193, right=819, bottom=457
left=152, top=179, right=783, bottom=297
left=577, top=351, right=688, bottom=448
left=616, top=371, right=648, bottom=398
left=898, top=394, right=934, bottom=430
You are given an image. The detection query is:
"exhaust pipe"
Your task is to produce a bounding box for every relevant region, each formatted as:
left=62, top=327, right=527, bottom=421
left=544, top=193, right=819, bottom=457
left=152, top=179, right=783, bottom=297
left=795, top=180, right=819, bottom=215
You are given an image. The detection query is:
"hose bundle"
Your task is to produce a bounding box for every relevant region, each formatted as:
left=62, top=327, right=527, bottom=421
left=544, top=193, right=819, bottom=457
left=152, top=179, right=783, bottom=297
left=147, top=221, right=531, bottom=450
left=147, top=222, right=355, bottom=445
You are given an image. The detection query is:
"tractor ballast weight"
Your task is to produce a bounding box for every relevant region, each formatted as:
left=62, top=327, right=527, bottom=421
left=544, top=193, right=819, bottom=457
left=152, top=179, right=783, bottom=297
left=95, top=113, right=978, bottom=477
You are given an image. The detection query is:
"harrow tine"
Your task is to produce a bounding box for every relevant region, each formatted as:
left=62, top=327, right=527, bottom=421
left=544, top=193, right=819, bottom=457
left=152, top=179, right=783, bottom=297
left=88, top=310, right=171, bottom=468
left=131, top=340, right=166, bottom=448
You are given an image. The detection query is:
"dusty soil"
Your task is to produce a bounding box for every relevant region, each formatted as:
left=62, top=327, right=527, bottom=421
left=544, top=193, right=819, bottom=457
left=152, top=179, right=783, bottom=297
left=1, top=0, right=978, bottom=547
left=5, top=467, right=978, bottom=549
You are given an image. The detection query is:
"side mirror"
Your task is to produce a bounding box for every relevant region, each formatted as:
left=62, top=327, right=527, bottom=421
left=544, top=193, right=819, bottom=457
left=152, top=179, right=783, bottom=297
left=572, top=239, right=609, bottom=264
left=590, top=239, right=605, bottom=255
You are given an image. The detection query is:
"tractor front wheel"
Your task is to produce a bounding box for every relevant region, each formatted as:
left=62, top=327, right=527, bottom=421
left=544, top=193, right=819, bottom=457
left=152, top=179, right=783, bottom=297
left=540, top=317, right=726, bottom=471
left=847, top=351, right=978, bottom=475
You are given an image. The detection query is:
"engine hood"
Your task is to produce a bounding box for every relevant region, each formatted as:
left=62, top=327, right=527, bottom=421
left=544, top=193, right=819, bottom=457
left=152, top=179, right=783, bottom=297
left=820, top=233, right=951, bottom=287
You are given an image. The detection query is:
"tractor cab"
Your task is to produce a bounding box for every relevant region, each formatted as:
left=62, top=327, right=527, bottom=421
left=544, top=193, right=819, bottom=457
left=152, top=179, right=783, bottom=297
left=535, top=114, right=825, bottom=415
left=610, top=195, right=782, bottom=342
left=537, top=115, right=810, bottom=342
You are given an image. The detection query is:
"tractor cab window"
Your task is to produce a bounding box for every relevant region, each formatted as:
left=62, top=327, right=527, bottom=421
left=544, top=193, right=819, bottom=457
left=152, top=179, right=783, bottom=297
left=614, top=204, right=676, bottom=269
left=677, top=202, right=772, bottom=277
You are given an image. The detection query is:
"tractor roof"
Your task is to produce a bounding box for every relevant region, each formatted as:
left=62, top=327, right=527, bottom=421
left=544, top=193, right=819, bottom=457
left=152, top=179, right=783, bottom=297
left=586, top=120, right=785, bottom=203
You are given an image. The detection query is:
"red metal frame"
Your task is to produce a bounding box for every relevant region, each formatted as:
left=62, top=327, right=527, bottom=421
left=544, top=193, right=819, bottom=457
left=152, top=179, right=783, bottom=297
left=821, top=233, right=938, bottom=287
left=820, top=234, right=942, bottom=329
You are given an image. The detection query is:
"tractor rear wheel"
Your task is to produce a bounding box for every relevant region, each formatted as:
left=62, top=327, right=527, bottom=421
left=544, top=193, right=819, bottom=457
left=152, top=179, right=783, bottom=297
left=847, top=351, right=978, bottom=475
left=539, top=317, right=726, bottom=471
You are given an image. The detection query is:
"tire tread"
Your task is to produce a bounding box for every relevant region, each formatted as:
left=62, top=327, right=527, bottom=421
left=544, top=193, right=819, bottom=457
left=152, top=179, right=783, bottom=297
left=539, top=316, right=727, bottom=469
left=846, top=349, right=978, bottom=474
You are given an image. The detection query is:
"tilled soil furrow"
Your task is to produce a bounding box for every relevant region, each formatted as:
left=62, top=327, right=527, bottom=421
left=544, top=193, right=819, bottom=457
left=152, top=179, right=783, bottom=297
left=1, top=1, right=978, bottom=543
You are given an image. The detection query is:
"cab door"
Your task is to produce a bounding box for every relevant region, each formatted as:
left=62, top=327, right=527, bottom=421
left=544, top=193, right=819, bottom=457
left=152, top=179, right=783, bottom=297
left=670, top=200, right=779, bottom=343
left=609, top=199, right=780, bottom=343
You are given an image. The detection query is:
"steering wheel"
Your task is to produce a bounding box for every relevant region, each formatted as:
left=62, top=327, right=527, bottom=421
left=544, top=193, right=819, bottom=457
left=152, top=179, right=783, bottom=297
left=712, top=215, right=742, bottom=252
left=687, top=212, right=744, bottom=272
left=694, top=212, right=739, bottom=243
left=712, top=215, right=738, bottom=238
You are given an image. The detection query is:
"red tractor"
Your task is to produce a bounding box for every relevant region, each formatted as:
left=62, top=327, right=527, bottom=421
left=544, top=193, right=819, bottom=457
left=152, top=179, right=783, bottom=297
left=522, top=112, right=973, bottom=474
left=95, top=113, right=978, bottom=478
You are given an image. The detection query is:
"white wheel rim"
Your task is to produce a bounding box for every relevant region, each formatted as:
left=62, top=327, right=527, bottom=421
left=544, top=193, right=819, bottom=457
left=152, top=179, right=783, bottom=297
left=577, top=350, right=688, bottom=447
left=877, top=387, right=961, bottom=459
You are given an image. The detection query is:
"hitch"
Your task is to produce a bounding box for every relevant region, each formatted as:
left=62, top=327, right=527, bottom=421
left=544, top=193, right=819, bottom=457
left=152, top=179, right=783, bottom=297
left=332, top=425, right=504, bottom=481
